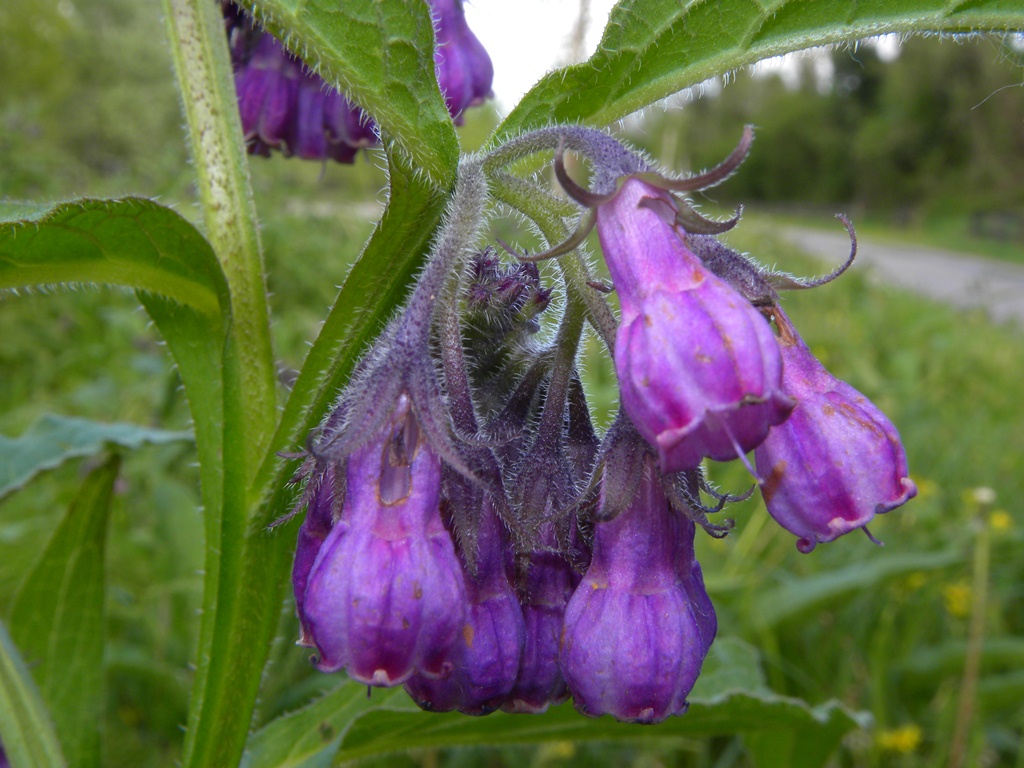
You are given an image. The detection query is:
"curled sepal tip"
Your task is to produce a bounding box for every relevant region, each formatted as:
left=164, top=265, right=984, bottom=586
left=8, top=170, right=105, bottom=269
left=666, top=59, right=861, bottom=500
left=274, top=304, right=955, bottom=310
left=633, top=125, right=754, bottom=193
left=768, top=214, right=857, bottom=292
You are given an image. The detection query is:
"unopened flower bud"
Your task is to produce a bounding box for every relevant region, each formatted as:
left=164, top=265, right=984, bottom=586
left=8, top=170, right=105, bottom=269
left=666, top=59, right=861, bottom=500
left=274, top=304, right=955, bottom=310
left=559, top=462, right=712, bottom=723
left=501, top=523, right=578, bottom=714
left=754, top=310, right=917, bottom=553
left=601, top=178, right=793, bottom=472
left=405, top=498, right=525, bottom=714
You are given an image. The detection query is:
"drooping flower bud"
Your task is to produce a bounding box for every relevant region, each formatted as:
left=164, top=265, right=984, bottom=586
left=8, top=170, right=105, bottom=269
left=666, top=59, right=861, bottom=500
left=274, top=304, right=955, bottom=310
left=600, top=178, right=793, bottom=473
left=299, top=396, right=467, bottom=686
left=405, top=498, right=525, bottom=714
left=501, top=523, right=579, bottom=714
left=754, top=309, right=917, bottom=553
left=430, top=0, right=495, bottom=121
left=291, top=462, right=340, bottom=647
left=559, top=460, right=713, bottom=723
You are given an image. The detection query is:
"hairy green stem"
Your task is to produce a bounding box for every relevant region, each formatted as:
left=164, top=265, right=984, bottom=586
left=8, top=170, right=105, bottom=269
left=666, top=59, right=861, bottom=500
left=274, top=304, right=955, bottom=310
left=162, top=2, right=280, bottom=766
left=162, top=0, right=277, bottom=464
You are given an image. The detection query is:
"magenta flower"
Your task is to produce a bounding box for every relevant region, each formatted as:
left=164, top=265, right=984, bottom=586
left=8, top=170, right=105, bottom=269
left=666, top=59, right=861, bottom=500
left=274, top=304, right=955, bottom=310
left=559, top=460, right=713, bottom=723
left=298, top=396, right=467, bottom=686
left=600, top=178, right=794, bottom=473
left=754, top=309, right=917, bottom=552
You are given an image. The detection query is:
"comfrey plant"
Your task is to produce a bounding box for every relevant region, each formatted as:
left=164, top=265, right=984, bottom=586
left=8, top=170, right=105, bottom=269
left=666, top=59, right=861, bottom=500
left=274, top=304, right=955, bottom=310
left=2, top=1, right=1018, bottom=766
left=284, top=126, right=916, bottom=722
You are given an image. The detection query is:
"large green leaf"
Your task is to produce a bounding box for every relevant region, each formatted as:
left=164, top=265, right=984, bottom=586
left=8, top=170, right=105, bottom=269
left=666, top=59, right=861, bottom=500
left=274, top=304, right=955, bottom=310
left=0, top=415, right=191, bottom=501
left=244, top=0, right=459, bottom=187
left=0, top=198, right=235, bottom=767
left=243, top=639, right=867, bottom=768
left=0, top=198, right=227, bottom=318
left=492, top=0, right=1024, bottom=145
left=7, top=455, right=121, bottom=768
left=0, top=620, right=65, bottom=768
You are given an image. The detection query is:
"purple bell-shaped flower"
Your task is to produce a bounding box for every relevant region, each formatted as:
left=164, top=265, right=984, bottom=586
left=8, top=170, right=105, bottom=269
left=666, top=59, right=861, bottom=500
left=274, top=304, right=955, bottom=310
left=559, top=459, right=714, bottom=723
left=405, top=497, right=525, bottom=714
left=754, top=308, right=917, bottom=553
left=430, top=0, right=494, bottom=121
left=599, top=177, right=794, bottom=473
left=501, top=522, right=578, bottom=714
left=299, top=395, right=467, bottom=686
left=223, top=0, right=492, bottom=161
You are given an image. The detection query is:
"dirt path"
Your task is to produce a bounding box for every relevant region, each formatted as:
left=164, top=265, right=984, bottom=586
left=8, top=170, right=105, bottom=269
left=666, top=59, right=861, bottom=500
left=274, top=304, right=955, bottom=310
left=781, top=226, right=1024, bottom=327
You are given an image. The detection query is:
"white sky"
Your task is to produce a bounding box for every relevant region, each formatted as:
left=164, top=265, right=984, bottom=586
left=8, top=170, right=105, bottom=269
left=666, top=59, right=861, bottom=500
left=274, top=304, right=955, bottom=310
left=462, top=3, right=907, bottom=112
left=463, top=0, right=619, bottom=113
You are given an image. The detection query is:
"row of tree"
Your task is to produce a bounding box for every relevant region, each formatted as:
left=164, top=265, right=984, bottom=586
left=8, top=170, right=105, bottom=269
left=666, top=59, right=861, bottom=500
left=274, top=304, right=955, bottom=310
left=627, top=36, right=1024, bottom=222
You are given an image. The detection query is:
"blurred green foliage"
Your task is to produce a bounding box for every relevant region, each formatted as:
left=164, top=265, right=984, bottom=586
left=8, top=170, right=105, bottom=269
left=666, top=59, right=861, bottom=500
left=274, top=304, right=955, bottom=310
left=626, top=36, right=1024, bottom=243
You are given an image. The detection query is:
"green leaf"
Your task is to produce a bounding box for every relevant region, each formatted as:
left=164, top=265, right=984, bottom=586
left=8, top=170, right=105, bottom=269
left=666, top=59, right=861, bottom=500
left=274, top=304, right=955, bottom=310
left=0, top=620, right=66, bottom=768
left=900, top=637, right=1024, bottom=680
left=0, top=198, right=228, bottom=319
left=244, top=639, right=867, bottom=768
left=754, top=549, right=961, bottom=629
left=245, top=0, right=459, bottom=188
left=0, top=197, right=236, bottom=768
left=492, top=1, right=1024, bottom=145
left=7, top=455, right=121, bottom=768
left=0, top=415, right=191, bottom=501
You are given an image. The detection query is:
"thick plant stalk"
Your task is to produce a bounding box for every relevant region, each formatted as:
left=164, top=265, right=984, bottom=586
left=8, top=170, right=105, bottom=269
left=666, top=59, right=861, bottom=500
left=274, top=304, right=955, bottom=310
left=161, top=1, right=281, bottom=766
left=162, top=0, right=277, bottom=452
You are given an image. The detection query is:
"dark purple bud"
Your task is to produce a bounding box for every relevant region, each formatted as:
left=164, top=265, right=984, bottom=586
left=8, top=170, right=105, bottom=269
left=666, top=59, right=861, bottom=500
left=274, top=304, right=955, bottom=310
left=599, top=178, right=794, bottom=472
left=501, top=524, right=578, bottom=714
left=754, top=310, right=917, bottom=553
left=300, top=396, right=467, bottom=686
left=405, top=498, right=525, bottom=714
left=559, top=462, right=713, bottom=723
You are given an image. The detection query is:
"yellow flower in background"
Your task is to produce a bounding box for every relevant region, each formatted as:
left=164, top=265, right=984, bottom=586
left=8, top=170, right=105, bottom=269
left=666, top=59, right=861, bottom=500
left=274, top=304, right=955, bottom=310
left=878, top=724, right=923, bottom=753
left=911, top=476, right=938, bottom=500
left=990, top=510, right=1012, bottom=532
left=942, top=582, right=972, bottom=618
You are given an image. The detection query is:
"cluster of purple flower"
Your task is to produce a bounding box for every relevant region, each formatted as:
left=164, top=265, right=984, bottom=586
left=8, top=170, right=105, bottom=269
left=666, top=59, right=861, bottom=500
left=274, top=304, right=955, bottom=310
left=285, top=128, right=916, bottom=723
left=222, top=0, right=492, bottom=161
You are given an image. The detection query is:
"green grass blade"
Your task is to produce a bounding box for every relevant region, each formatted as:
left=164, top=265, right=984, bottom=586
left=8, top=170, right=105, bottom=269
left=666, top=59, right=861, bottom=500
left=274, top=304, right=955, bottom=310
left=243, top=0, right=459, bottom=188
left=7, top=455, right=121, bottom=768
left=0, top=415, right=191, bottom=502
left=755, top=549, right=962, bottom=629
left=491, top=1, right=1024, bottom=146
left=0, top=620, right=66, bottom=768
